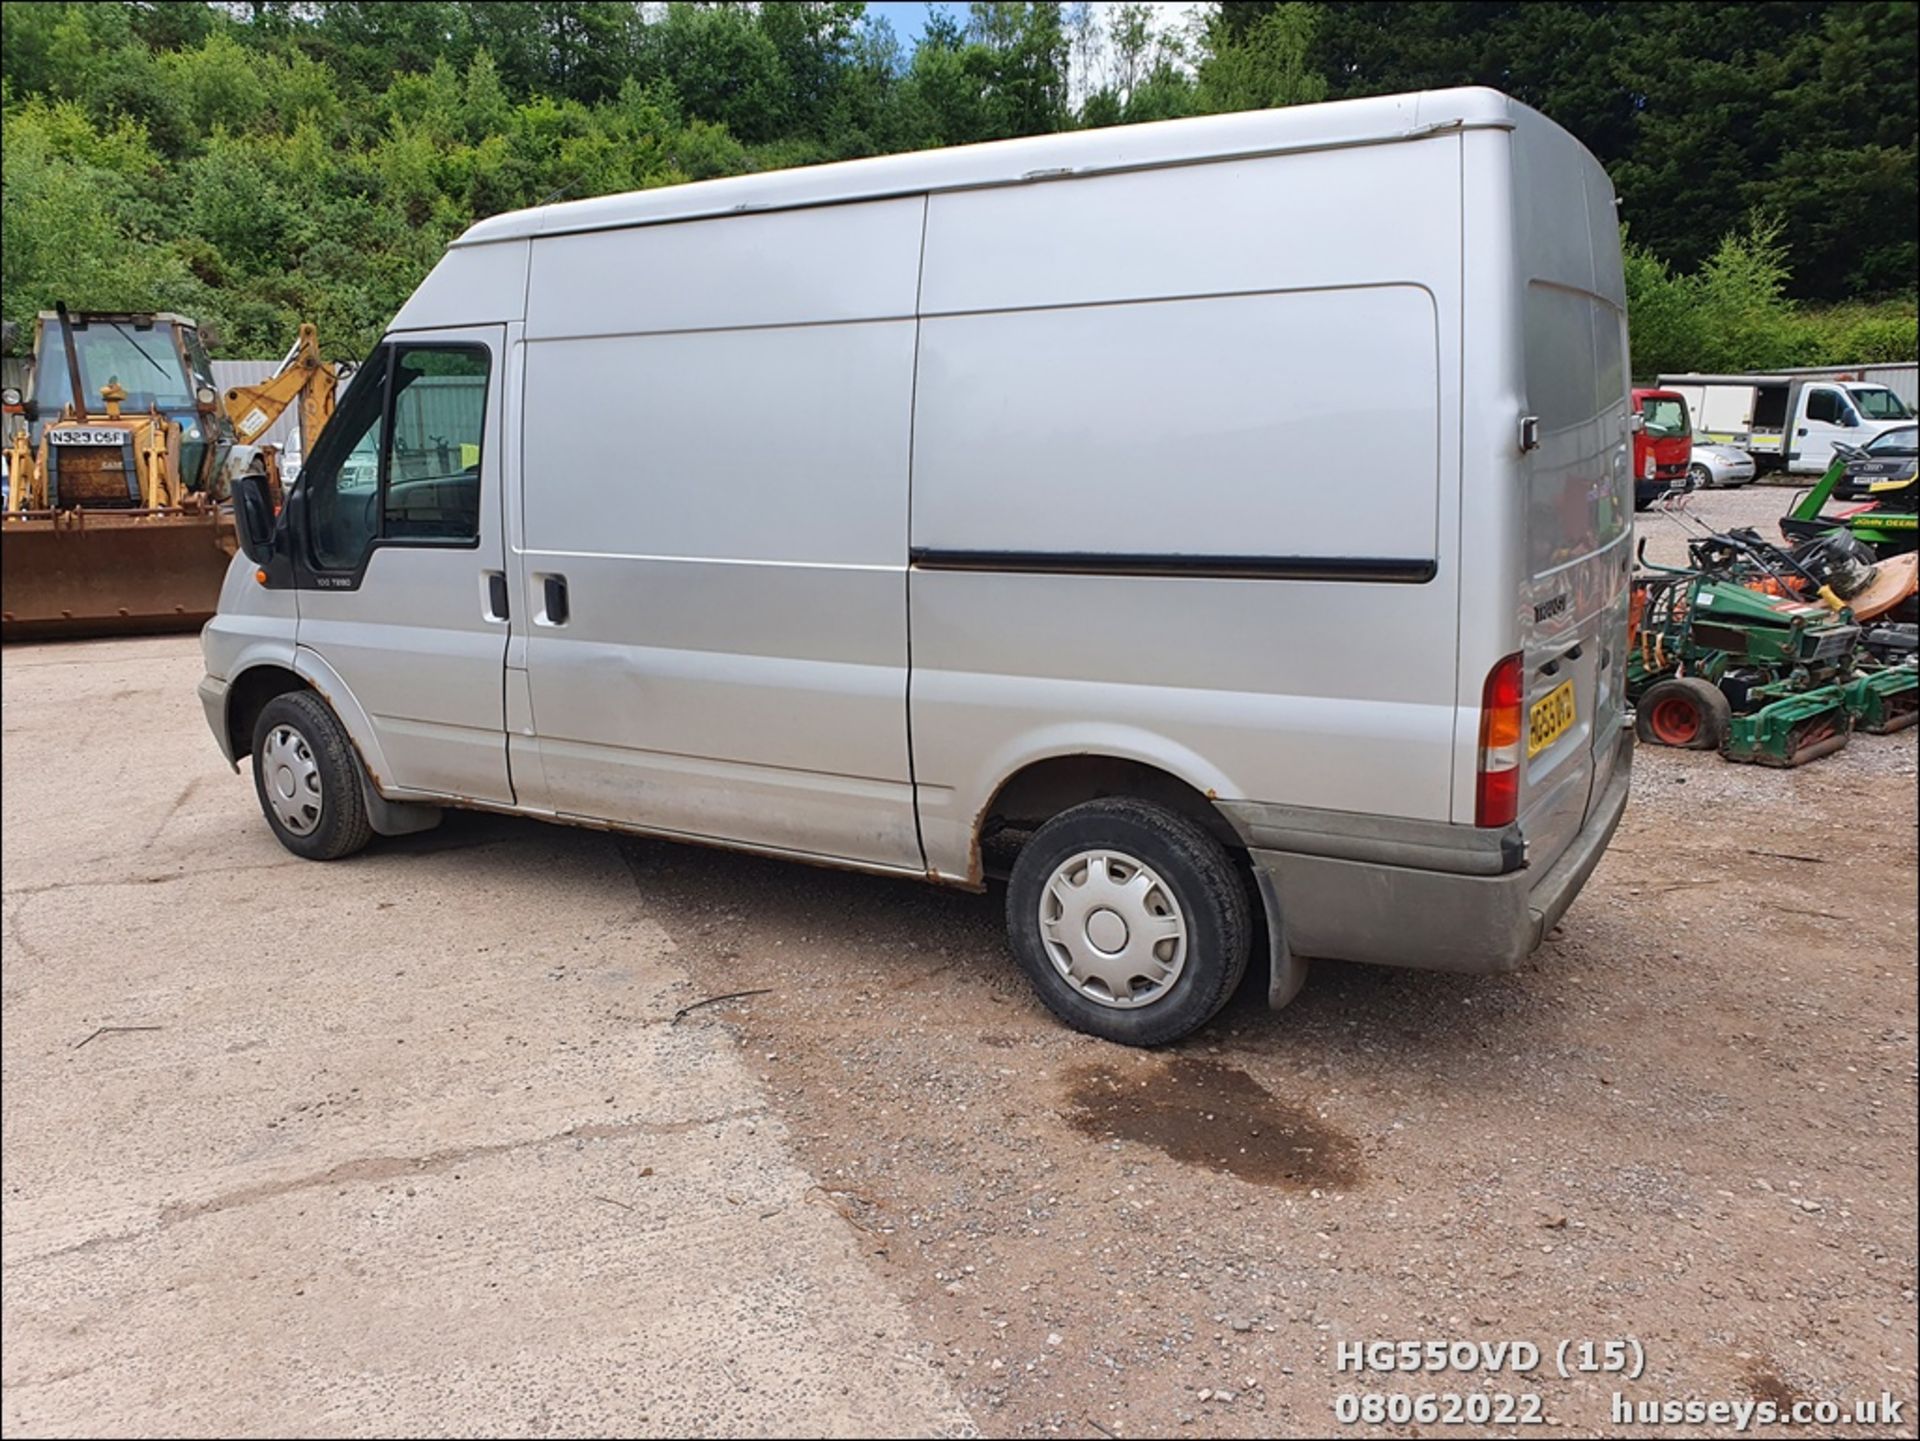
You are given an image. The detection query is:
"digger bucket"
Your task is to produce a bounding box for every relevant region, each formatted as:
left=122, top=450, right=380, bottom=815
left=1, top=507, right=237, bottom=641
left=1722, top=685, right=1853, bottom=766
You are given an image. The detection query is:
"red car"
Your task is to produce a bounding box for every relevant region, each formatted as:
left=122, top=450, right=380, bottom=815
left=1632, top=388, right=1693, bottom=509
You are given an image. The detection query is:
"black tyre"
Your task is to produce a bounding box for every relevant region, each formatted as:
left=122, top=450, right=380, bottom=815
left=251, top=690, right=375, bottom=860
left=1689, top=463, right=1712, bottom=490
left=1635, top=676, right=1732, bottom=751
left=1005, top=798, right=1251, bottom=1047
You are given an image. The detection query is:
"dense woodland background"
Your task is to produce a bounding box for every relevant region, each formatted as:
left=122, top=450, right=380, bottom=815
left=2, top=1, right=1915, bottom=377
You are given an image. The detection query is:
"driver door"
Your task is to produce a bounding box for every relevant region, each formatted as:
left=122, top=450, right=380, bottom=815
left=1794, top=385, right=1854, bottom=473
left=292, top=326, right=513, bottom=803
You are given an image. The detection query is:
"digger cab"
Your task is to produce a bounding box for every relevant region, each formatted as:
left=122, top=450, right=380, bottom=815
left=9, top=312, right=231, bottom=505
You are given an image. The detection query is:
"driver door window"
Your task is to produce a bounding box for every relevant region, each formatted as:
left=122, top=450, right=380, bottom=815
left=303, top=344, right=489, bottom=572
left=308, top=349, right=387, bottom=571
left=1805, top=390, right=1844, bottom=425
left=385, top=349, right=487, bottom=542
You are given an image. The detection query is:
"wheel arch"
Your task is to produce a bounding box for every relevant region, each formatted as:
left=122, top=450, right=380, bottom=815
left=225, top=664, right=309, bottom=762
left=980, top=753, right=1242, bottom=861
left=291, top=645, right=397, bottom=793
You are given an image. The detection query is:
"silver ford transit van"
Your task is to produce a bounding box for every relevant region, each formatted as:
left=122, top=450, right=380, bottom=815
left=201, top=88, right=1633, bottom=1046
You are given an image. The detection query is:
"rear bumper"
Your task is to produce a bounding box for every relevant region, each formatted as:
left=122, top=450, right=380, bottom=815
left=1247, top=727, right=1633, bottom=978
left=198, top=674, right=236, bottom=766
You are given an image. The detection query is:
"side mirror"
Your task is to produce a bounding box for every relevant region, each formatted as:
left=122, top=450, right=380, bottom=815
left=1841, top=410, right=1861, bottom=429
left=232, top=471, right=276, bottom=564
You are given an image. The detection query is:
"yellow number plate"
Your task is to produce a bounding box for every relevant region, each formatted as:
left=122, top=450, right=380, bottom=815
left=1528, top=681, right=1577, bottom=757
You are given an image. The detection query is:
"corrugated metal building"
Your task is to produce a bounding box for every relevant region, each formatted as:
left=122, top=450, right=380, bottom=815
left=1763, top=363, right=1918, bottom=409
left=390, top=375, right=484, bottom=460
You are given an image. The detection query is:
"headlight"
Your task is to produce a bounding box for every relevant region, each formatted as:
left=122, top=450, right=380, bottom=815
left=1642, top=454, right=1656, bottom=479
left=195, top=385, right=216, bottom=407
left=0, top=387, right=20, bottom=407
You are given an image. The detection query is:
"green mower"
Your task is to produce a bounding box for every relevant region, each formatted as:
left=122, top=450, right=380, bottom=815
left=1628, top=521, right=1918, bottom=765
left=1781, top=446, right=1918, bottom=557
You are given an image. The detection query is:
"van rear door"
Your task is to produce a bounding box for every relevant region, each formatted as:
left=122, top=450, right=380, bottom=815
left=1517, top=283, right=1631, bottom=872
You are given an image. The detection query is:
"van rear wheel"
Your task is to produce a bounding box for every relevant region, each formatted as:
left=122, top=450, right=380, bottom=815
left=1005, top=799, right=1250, bottom=1047
left=251, top=691, right=374, bottom=861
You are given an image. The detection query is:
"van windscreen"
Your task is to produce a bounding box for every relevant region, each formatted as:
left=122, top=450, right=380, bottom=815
left=1852, top=386, right=1912, bottom=421
left=1640, top=397, right=1688, bottom=437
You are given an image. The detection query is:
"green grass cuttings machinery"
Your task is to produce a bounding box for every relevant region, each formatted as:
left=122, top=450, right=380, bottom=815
left=1629, top=518, right=1918, bottom=766
left=1781, top=446, right=1918, bottom=556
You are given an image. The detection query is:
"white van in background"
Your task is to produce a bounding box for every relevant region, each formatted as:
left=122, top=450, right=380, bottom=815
left=202, top=88, right=1634, bottom=1046
left=1657, top=371, right=1912, bottom=474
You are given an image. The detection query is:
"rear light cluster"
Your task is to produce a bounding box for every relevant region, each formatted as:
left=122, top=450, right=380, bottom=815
left=1475, top=652, right=1524, bottom=827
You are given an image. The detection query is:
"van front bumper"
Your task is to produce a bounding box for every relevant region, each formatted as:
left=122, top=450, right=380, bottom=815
left=198, top=674, right=236, bottom=766
left=1242, top=728, right=1633, bottom=978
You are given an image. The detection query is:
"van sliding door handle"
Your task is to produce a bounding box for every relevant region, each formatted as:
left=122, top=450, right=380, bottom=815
left=543, top=574, right=570, bottom=626
left=485, top=571, right=509, bottom=621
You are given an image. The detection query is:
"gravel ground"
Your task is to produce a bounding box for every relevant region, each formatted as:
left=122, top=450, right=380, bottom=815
left=0, top=640, right=970, bottom=1438
left=3, top=484, right=1914, bottom=1438
left=1633, top=479, right=1819, bottom=572
left=643, top=483, right=1917, bottom=1437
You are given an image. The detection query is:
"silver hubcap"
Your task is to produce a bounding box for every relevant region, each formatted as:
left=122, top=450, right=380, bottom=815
left=1038, top=849, right=1188, bottom=1009
left=262, top=724, right=323, bottom=835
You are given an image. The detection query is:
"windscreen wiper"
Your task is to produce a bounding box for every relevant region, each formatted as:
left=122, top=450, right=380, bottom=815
left=106, top=319, right=174, bottom=382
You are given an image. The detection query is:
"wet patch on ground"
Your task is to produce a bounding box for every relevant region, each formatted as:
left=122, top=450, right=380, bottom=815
left=1061, top=1056, right=1361, bottom=1189
left=1741, top=1364, right=1802, bottom=1411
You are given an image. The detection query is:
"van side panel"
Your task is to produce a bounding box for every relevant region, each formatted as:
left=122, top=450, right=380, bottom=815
left=913, top=287, right=1441, bottom=559
left=515, top=200, right=924, bottom=869
left=908, top=142, right=1464, bottom=880
left=388, top=241, right=530, bottom=332
left=523, top=203, right=925, bottom=337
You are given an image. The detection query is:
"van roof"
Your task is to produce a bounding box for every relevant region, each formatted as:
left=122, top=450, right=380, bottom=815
left=455, top=87, right=1528, bottom=247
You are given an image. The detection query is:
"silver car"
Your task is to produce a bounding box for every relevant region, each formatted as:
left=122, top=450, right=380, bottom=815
left=1689, top=442, right=1756, bottom=489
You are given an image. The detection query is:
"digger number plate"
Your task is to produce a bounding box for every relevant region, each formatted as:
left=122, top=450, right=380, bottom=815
left=1529, top=681, right=1577, bottom=757
left=48, top=429, right=126, bottom=446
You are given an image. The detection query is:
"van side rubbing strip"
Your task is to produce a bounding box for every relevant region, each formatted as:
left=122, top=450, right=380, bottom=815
left=908, top=550, right=1438, bottom=583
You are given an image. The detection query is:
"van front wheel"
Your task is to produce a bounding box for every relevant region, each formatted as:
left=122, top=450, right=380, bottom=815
left=251, top=690, right=374, bottom=861
left=1005, top=799, right=1250, bottom=1046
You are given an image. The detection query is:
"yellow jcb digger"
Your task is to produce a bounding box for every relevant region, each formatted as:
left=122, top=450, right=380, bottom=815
left=2, top=310, right=341, bottom=640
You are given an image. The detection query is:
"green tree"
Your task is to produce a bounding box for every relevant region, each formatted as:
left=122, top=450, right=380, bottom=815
left=1, top=0, right=1911, bottom=362
left=1198, top=2, right=1327, bottom=113
left=966, top=2, right=1070, bottom=137
left=641, top=3, right=788, bottom=144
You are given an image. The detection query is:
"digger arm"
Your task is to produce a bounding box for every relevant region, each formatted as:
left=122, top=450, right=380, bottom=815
left=222, top=323, right=338, bottom=450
